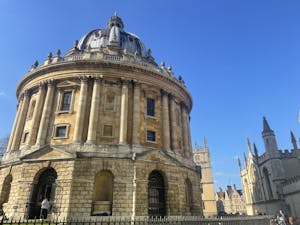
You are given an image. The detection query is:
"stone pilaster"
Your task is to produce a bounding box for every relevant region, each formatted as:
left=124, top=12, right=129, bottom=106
left=36, top=80, right=55, bottom=147
left=132, top=81, right=140, bottom=146
left=28, top=83, right=46, bottom=146
left=73, top=76, right=89, bottom=143
left=11, top=90, right=30, bottom=150
left=86, top=76, right=102, bottom=144
left=161, top=90, right=170, bottom=150
left=7, top=97, right=24, bottom=151
left=119, top=79, right=129, bottom=144
left=169, top=94, right=177, bottom=151
left=181, top=102, right=189, bottom=157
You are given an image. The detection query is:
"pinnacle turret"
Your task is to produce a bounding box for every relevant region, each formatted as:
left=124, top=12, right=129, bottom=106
left=290, top=131, right=298, bottom=150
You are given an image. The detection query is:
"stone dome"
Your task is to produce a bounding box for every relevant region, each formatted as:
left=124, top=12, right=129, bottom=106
left=77, top=13, right=152, bottom=60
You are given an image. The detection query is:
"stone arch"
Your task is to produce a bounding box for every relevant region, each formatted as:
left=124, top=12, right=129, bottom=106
left=185, top=178, right=193, bottom=215
left=28, top=167, right=57, bottom=219
left=0, top=174, right=12, bottom=206
left=91, top=170, right=114, bottom=216
left=263, top=167, right=273, bottom=200
left=148, top=170, right=166, bottom=217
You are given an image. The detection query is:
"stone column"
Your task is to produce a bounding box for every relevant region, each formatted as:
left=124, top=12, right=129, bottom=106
left=181, top=102, right=189, bottom=157
left=169, top=95, right=177, bottom=151
left=7, top=97, right=24, bottom=151
left=11, top=90, right=30, bottom=150
left=132, top=81, right=140, bottom=146
left=28, top=83, right=46, bottom=146
left=161, top=90, right=170, bottom=150
left=36, top=81, right=55, bottom=147
left=73, top=76, right=88, bottom=143
left=186, top=113, right=192, bottom=156
left=119, top=79, right=129, bottom=144
left=86, top=76, right=102, bottom=144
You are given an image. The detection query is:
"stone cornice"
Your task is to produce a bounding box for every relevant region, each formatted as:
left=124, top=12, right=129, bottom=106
left=17, top=60, right=193, bottom=111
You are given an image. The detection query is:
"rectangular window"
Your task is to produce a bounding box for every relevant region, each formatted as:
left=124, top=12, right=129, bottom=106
left=147, top=130, right=156, bottom=142
left=103, top=125, right=113, bottom=137
left=61, top=92, right=72, bottom=111
left=147, top=98, right=155, bottom=116
left=55, top=126, right=67, bottom=138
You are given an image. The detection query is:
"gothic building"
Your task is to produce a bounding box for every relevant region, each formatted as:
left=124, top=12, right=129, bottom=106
left=240, top=117, right=300, bottom=217
left=193, top=139, right=217, bottom=217
left=0, top=14, right=203, bottom=219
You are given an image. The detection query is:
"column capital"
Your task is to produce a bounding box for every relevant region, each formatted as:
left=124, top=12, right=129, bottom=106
left=46, top=79, right=55, bottom=87
left=132, top=80, right=140, bottom=88
left=38, top=81, right=46, bottom=90
left=160, top=89, right=169, bottom=96
left=79, top=76, right=89, bottom=83
left=94, top=75, right=103, bottom=83
left=180, top=101, right=188, bottom=110
left=168, top=93, right=175, bottom=101
left=120, top=77, right=130, bottom=85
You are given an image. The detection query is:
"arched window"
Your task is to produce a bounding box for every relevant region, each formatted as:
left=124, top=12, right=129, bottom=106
left=263, top=167, right=273, bottom=200
left=0, top=174, right=12, bottom=205
left=148, top=170, right=166, bottom=217
left=92, top=170, right=114, bottom=216
left=185, top=178, right=193, bottom=214
left=29, top=168, right=57, bottom=219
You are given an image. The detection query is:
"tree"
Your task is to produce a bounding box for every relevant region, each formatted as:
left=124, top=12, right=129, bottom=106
left=0, top=135, right=9, bottom=159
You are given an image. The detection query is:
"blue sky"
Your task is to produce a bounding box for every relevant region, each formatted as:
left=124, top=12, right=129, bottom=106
left=1, top=0, right=300, bottom=190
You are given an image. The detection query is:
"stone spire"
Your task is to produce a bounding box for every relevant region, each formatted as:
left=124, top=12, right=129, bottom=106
left=253, top=143, right=259, bottom=158
left=290, top=131, right=298, bottom=150
left=262, top=116, right=273, bottom=134
left=238, top=157, right=242, bottom=170
left=243, top=152, right=247, bottom=167
left=247, top=138, right=253, bottom=156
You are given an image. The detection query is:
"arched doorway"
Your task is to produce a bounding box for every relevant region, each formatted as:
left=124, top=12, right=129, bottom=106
left=28, top=168, right=57, bottom=219
left=148, top=170, right=166, bottom=217
left=0, top=174, right=12, bottom=206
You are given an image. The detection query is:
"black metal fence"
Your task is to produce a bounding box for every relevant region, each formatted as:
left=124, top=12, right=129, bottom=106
left=0, top=216, right=273, bottom=225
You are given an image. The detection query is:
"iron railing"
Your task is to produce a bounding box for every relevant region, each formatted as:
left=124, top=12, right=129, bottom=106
left=0, top=215, right=273, bottom=225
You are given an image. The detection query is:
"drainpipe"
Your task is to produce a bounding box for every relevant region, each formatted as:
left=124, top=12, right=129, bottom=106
left=131, top=152, right=136, bottom=223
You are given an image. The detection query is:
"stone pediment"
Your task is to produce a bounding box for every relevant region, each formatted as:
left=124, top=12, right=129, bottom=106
left=20, top=146, right=75, bottom=161
left=56, top=80, right=79, bottom=88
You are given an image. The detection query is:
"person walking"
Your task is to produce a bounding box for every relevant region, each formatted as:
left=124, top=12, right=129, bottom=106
left=40, top=198, right=50, bottom=219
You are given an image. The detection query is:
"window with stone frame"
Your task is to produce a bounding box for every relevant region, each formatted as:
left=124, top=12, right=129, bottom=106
left=53, top=124, right=69, bottom=139
left=60, top=91, right=72, bottom=111
left=146, top=130, right=156, bottom=142
left=147, top=98, right=155, bottom=117
left=102, top=124, right=114, bottom=137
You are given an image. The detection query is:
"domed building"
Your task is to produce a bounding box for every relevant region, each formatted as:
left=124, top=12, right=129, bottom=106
left=0, top=14, right=202, bottom=219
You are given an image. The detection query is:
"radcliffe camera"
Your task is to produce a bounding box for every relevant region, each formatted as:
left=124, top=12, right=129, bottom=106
left=0, top=2, right=299, bottom=225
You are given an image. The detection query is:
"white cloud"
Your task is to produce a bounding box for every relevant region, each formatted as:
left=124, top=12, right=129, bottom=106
left=0, top=91, right=6, bottom=96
